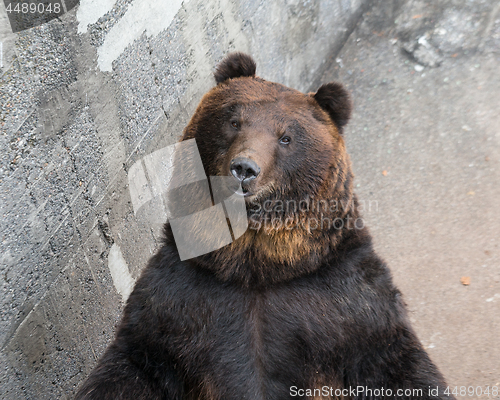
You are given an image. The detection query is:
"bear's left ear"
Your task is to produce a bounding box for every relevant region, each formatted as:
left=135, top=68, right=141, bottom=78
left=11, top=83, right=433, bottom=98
left=214, top=52, right=257, bottom=84
left=312, top=82, right=352, bottom=131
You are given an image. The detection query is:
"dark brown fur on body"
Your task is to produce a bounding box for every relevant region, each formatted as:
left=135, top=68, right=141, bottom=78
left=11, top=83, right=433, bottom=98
left=75, top=53, right=454, bottom=399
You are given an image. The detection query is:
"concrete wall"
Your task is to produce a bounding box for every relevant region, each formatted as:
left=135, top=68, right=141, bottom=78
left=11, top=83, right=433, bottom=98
left=0, top=0, right=368, bottom=397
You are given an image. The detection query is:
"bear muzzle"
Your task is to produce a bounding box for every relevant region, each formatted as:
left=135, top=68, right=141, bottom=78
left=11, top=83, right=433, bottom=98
left=230, top=157, right=261, bottom=196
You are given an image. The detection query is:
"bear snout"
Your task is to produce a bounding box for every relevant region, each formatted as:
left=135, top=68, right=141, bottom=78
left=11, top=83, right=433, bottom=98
left=230, top=157, right=261, bottom=186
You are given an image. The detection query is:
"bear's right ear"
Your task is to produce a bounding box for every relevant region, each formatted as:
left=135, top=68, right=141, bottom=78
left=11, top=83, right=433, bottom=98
left=312, top=82, right=352, bottom=131
left=214, top=52, right=257, bottom=84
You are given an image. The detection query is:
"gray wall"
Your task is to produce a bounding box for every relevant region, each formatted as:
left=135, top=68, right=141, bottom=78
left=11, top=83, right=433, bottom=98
left=0, top=0, right=367, bottom=397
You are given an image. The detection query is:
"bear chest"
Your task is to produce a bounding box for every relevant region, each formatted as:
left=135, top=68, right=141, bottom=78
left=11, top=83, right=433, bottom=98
left=159, top=277, right=357, bottom=399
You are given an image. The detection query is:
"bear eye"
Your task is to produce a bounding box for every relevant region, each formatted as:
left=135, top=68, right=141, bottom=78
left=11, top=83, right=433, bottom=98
left=230, top=120, right=240, bottom=129
left=279, top=135, right=291, bottom=145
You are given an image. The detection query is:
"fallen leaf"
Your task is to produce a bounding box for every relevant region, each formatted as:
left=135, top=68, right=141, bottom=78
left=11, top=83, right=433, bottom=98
left=460, top=276, right=471, bottom=286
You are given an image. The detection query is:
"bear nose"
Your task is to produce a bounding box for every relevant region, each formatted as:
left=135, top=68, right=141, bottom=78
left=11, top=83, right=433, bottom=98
left=230, top=157, right=261, bottom=183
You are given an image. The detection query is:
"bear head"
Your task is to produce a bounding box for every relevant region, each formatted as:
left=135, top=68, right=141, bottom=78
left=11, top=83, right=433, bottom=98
left=171, top=52, right=361, bottom=286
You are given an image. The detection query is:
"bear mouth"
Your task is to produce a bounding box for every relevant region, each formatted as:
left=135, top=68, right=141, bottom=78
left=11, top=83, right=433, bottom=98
left=235, top=187, right=253, bottom=197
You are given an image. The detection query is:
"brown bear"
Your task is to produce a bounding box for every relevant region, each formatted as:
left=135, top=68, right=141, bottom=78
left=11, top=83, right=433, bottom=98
left=75, top=53, right=455, bottom=400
